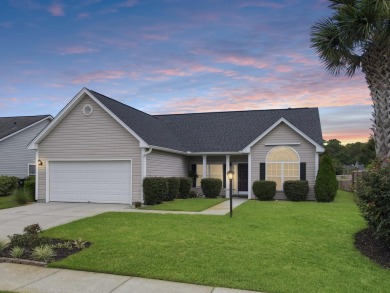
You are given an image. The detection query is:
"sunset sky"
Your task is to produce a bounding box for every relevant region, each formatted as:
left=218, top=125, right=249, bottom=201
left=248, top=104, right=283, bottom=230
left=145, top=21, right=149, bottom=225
left=0, top=0, right=372, bottom=144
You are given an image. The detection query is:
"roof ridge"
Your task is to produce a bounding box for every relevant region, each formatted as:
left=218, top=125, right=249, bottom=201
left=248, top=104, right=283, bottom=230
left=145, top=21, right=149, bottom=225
left=88, top=89, right=160, bottom=121
left=154, top=107, right=316, bottom=117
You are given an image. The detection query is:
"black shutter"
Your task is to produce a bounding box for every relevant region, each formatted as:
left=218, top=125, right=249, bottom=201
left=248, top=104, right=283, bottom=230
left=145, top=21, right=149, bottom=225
left=191, top=164, right=197, bottom=187
left=223, top=164, right=226, bottom=188
left=260, top=163, right=266, bottom=180
left=300, top=163, right=306, bottom=181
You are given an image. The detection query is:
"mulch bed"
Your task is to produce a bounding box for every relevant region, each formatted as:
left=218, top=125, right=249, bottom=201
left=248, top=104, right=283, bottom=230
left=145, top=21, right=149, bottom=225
left=0, top=238, right=90, bottom=263
left=355, top=228, right=390, bottom=269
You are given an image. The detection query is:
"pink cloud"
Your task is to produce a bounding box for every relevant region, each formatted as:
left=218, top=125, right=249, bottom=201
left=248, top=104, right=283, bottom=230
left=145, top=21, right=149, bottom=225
left=275, top=65, right=293, bottom=73
left=58, top=46, right=98, bottom=55
left=117, top=0, right=138, bottom=7
left=216, top=55, right=269, bottom=69
left=239, top=1, right=285, bottom=9
left=72, top=70, right=127, bottom=84
left=48, top=2, right=64, bottom=16
left=77, top=13, right=90, bottom=19
left=143, top=34, right=169, bottom=41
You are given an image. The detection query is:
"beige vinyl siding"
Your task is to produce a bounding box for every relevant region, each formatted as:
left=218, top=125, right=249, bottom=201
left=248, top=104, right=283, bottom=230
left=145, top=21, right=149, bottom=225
left=146, top=150, right=188, bottom=177
left=37, top=96, right=142, bottom=203
left=0, top=119, right=50, bottom=178
left=250, top=122, right=316, bottom=199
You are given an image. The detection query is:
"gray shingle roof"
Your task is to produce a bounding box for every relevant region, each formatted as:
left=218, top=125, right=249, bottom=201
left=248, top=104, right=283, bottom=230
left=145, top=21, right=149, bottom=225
left=0, top=115, right=52, bottom=141
left=89, top=90, right=323, bottom=152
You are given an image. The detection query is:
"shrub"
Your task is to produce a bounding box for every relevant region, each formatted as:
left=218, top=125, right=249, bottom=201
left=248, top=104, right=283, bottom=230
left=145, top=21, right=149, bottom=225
left=252, top=181, right=276, bottom=201
left=188, top=190, right=198, bottom=198
left=284, top=180, right=309, bottom=201
left=8, top=224, right=43, bottom=248
left=178, top=177, right=192, bottom=199
left=166, top=177, right=180, bottom=200
left=315, top=155, right=338, bottom=202
left=0, top=240, right=7, bottom=253
left=201, top=178, right=222, bottom=198
left=10, top=246, right=25, bottom=259
left=356, top=162, right=390, bottom=243
left=24, top=223, right=42, bottom=235
left=143, top=177, right=168, bottom=205
left=32, top=245, right=56, bottom=262
left=13, top=188, right=30, bottom=204
left=24, top=177, right=35, bottom=200
left=0, top=176, right=18, bottom=196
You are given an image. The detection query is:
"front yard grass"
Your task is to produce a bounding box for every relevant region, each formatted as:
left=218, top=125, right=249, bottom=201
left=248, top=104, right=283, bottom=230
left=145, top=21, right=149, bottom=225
left=0, top=194, right=25, bottom=210
left=43, top=191, right=390, bottom=293
left=141, top=198, right=226, bottom=212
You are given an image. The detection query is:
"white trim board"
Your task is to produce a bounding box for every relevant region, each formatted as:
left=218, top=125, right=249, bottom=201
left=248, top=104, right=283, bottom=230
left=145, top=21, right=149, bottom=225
left=0, top=116, right=53, bottom=144
left=242, top=118, right=325, bottom=153
left=28, top=88, right=148, bottom=150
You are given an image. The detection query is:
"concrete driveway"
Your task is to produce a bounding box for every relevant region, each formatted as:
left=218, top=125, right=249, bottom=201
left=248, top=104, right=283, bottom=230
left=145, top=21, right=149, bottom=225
left=0, top=202, right=130, bottom=240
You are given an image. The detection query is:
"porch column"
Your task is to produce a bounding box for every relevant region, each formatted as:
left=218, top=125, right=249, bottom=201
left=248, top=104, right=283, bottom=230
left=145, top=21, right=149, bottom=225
left=248, top=153, right=252, bottom=199
left=202, top=155, right=207, bottom=182
left=225, top=155, right=230, bottom=198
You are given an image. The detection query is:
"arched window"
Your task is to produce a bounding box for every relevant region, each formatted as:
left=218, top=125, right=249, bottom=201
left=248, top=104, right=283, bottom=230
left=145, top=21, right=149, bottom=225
left=266, top=146, right=300, bottom=191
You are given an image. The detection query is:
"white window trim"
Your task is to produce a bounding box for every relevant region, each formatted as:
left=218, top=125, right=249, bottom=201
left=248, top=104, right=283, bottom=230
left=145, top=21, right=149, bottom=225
left=28, top=163, right=36, bottom=177
left=266, top=146, right=300, bottom=191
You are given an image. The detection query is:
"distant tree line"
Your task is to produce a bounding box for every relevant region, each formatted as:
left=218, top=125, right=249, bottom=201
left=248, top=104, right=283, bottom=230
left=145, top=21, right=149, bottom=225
left=323, top=137, right=375, bottom=175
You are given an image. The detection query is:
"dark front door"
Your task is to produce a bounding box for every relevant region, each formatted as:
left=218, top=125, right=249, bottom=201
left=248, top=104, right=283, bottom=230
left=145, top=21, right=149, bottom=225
left=237, top=163, right=248, bottom=192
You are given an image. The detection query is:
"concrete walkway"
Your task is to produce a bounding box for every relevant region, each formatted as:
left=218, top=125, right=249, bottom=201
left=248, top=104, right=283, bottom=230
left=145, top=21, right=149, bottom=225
left=0, top=263, right=263, bottom=293
left=120, top=198, right=248, bottom=215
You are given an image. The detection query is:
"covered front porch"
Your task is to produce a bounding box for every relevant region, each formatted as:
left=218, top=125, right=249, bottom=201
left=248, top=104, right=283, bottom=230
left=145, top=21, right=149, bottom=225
left=189, top=154, right=251, bottom=199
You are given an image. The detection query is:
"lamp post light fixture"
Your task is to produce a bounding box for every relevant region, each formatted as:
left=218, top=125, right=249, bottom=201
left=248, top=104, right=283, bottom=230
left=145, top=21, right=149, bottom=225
left=227, top=169, right=234, bottom=218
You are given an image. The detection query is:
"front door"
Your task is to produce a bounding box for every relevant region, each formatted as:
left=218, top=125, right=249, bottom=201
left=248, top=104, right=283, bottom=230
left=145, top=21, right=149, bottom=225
left=237, top=163, right=248, bottom=192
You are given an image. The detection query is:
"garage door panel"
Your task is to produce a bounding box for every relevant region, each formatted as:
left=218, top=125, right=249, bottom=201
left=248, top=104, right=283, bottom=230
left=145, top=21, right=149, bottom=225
left=49, top=161, right=131, bottom=204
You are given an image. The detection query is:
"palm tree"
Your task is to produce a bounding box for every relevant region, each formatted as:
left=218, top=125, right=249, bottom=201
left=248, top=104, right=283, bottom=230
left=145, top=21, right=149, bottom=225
left=310, top=0, right=390, bottom=160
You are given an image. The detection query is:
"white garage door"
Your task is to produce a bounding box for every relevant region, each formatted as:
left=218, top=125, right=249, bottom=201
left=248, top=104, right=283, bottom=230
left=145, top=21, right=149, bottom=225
left=49, top=161, right=131, bottom=204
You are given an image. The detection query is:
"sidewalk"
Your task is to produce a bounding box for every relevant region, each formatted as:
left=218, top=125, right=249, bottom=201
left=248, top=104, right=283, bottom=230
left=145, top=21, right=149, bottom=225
left=120, top=198, right=248, bottom=216
left=0, top=263, right=263, bottom=293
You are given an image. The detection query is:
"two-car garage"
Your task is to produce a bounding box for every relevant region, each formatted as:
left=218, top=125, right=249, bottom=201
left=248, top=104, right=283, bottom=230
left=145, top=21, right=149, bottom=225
left=48, top=161, right=132, bottom=204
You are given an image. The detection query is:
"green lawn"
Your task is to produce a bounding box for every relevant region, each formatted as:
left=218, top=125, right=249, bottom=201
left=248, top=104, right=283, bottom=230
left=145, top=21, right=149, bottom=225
left=43, top=191, right=390, bottom=293
left=141, top=198, right=226, bottom=212
left=0, top=194, right=24, bottom=210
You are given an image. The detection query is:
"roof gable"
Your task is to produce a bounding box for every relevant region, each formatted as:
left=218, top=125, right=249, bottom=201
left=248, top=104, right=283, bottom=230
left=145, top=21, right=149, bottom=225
left=0, top=115, right=52, bottom=142
left=29, top=88, right=324, bottom=153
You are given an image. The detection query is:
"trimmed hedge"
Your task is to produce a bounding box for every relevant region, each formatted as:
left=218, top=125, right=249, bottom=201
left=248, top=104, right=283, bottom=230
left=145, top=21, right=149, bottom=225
left=143, top=177, right=168, bottom=205
left=284, top=180, right=309, bottom=201
left=201, top=178, right=222, bottom=198
left=24, top=176, right=35, bottom=200
left=166, top=177, right=180, bottom=201
left=252, top=180, right=276, bottom=201
left=0, top=176, right=19, bottom=196
left=178, top=177, right=192, bottom=199
left=315, top=155, right=338, bottom=202
left=356, top=162, right=390, bottom=243
left=188, top=190, right=198, bottom=198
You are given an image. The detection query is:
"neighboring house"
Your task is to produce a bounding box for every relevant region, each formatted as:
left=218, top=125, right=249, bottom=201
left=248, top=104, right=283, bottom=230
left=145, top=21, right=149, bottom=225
left=28, top=88, right=324, bottom=204
left=0, top=115, right=53, bottom=178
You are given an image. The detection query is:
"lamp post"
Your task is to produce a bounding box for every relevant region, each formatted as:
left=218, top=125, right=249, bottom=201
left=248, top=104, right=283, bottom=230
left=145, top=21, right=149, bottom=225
left=227, top=169, right=234, bottom=218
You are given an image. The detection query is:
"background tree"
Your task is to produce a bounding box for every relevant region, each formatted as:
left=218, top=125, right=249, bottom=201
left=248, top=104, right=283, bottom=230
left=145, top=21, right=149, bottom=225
left=311, top=0, right=390, bottom=160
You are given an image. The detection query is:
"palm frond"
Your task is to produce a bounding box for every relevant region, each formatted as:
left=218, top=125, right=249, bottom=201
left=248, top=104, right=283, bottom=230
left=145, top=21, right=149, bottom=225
left=311, top=17, right=361, bottom=76
left=328, top=0, right=356, bottom=9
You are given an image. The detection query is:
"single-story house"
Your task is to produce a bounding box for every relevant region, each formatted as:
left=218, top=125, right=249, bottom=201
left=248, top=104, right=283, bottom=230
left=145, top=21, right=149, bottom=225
left=28, top=88, right=324, bottom=204
left=0, top=115, right=52, bottom=178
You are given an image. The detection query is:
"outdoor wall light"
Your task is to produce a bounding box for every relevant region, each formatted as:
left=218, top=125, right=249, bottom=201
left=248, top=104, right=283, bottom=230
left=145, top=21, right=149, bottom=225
left=38, top=159, right=43, bottom=166
left=227, top=169, right=234, bottom=218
